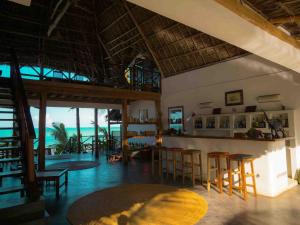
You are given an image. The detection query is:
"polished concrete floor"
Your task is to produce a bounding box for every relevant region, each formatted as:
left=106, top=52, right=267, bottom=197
left=2, top=153, right=300, bottom=225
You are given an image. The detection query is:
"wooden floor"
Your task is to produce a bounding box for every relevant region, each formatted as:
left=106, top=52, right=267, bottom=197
left=1, top=153, right=300, bottom=225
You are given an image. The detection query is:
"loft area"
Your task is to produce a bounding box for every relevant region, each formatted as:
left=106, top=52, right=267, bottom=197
left=0, top=0, right=247, bottom=86
left=0, top=58, right=161, bottom=93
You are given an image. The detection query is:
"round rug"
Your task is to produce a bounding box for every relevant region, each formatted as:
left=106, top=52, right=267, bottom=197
left=46, top=160, right=99, bottom=171
left=67, top=184, right=208, bottom=225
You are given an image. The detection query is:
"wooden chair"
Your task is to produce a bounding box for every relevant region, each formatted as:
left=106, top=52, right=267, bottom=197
left=228, top=154, right=257, bottom=200
left=207, top=151, right=229, bottom=193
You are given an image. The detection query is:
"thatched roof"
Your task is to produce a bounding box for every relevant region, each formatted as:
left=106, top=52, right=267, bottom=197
left=0, top=0, right=248, bottom=83
left=243, top=0, right=300, bottom=40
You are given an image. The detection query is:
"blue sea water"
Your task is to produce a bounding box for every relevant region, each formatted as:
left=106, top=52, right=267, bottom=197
left=0, top=126, right=120, bottom=148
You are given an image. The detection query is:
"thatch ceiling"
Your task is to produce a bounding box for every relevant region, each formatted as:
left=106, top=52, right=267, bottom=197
left=0, top=0, right=247, bottom=84
left=243, top=0, right=300, bottom=40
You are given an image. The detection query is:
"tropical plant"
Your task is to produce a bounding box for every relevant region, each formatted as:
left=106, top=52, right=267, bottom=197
left=51, top=122, right=68, bottom=155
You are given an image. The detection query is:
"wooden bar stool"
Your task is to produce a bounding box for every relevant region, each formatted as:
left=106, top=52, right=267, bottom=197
left=159, top=147, right=168, bottom=177
left=228, top=154, right=257, bottom=200
left=151, top=146, right=161, bottom=176
left=176, top=149, right=202, bottom=186
left=207, top=151, right=229, bottom=193
left=166, top=148, right=183, bottom=180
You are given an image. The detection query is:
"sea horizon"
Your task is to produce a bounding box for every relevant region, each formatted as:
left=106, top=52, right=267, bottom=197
left=1, top=125, right=121, bottom=148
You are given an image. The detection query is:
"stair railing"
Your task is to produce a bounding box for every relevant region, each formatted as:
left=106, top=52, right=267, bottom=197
left=9, top=49, right=39, bottom=199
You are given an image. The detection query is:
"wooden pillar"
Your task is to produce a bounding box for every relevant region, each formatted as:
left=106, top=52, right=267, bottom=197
left=94, top=108, right=99, bottom=159
left=38, top=93, right=47, bottom=171
left=107, top=109, right=111, bottom=139
left=122, top=100, right=129, bottom=162
left=76, top=108, right=81, bottom=153
left=155, top=100, right=163, bottom=147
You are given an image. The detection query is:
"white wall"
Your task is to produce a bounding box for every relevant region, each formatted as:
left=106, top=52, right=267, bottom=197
left=161, top=54, right=300, bottom=145
left=160, top=54, right=300, bottom=178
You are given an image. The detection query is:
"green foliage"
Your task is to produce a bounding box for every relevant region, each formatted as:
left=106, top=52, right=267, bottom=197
left=51, top=122, right=68, bottom=155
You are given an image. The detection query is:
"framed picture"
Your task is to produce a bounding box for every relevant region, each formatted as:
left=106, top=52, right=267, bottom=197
left=225, top=90, right=244, bottom=106
left=168, top=106, right=184, bottom=133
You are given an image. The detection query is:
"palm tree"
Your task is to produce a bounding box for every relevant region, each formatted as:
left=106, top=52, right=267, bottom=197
left=51, top=122, right=68, bottom=154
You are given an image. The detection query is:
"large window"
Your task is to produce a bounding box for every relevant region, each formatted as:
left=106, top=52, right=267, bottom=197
left=0, top=64, right=89, bottom=82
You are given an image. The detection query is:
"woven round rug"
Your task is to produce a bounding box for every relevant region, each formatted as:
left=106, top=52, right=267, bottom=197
left=67, top=184, right=208, bottom=225
left=46, top=160, right=99, bottom=171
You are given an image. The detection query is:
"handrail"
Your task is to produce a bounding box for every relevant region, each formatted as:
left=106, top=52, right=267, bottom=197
left=9, top=48, right=38, bottom=199
left=10, top=48, right=36, bottom=139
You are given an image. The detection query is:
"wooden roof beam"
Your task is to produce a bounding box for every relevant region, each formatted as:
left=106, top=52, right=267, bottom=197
left=159, top=43, right=228, bottom=62
left=0, top=28, right=98, bottom=47
left=48, top=0, right=75, bottom=36
left=270, top=15, right=300, bottom=25
left=24, top=79, right=161, bottom=101
left=122, top=0, right=164, bottom=76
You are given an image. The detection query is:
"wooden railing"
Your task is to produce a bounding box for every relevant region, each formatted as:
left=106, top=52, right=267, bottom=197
left=10, top=49, right=39, bottom=199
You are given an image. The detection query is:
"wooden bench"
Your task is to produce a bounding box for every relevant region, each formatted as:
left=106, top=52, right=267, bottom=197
left=36, top=169, right=68, bottom=199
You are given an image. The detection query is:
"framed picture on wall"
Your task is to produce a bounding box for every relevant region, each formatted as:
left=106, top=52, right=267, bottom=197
left=168, top=106, right=184, bottom=133
left=225, top=89, right=244, bottom=106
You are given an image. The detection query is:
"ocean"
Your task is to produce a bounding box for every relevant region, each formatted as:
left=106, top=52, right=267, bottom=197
left=0, top=126, right=121, bottom=148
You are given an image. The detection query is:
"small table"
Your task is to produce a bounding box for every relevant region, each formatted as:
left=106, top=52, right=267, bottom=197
left=36, top=169, right=68, bottom=199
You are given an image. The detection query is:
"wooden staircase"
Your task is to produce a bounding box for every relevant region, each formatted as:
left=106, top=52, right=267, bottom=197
left=0, top=78, right=24, bottom=196
left=0, top=50, right=46, bottom=225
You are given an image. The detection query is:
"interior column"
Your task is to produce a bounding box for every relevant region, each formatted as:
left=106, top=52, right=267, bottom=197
left=122, top=100, right=129, bottom=162
left=38, top=92, right=47, bottom=171
left=76, top=108, right=81, bottom=153
left=94, top=108, right=99, bottom=159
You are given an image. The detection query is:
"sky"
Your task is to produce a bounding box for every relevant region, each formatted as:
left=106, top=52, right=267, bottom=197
left=30, top=107, right=109, bottom=128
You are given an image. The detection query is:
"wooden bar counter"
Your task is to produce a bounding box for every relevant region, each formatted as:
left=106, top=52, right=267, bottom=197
left=162, top=135, right=297, bottom=197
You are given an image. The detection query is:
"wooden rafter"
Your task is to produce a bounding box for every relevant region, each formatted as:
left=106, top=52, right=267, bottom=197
left=215, top=0, right=300, bottom=50
left=48, top=0, right=75, bottom=36
left=122, top=0, right=164, bottom=76
left=24, top=79, right=161, bottom=101
left=159, top=43, right=229, bottom=62
left=270, top=15, right=300, bottom=25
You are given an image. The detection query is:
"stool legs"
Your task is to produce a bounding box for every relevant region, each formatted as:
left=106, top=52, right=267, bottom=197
left=250, top=160, right=257, bottom=196
left=199, top=153, right=203, bottom=185
left=228, top=158, right=257, bottom=200
left=228, top=159, right=233, bottom=196
left=207, top=156, right=211, bottom=191
left=217, top=158, right=223, bottom=193
left=173, top=152, right=176, bottom=181
left=241, top=160, right=247, bottom=200
left=191, top=155, right=195, bottom=186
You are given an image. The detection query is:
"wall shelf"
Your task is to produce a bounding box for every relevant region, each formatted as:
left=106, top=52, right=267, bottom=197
left=193, top=110, right=295, bottom=138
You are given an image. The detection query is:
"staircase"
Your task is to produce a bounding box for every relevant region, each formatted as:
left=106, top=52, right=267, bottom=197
left=0, top=50, right=46, bottom=225
left=0, top=77, right=24, bottom=197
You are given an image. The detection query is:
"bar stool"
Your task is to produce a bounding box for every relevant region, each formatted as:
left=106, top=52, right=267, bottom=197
left=151, top=146, right=161, bottom=176
left=166, top=148, right=183, bottom=180
left=159, top=147, right=168, bottom=177
left=228, top=154, right=257, bottom=200
left=176, top=149, right=202, bottom=186
left=207, top=151, right=229, bottom=193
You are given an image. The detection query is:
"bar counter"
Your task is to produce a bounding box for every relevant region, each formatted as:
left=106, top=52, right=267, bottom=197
left=162, top=135, right=297, bottom=197
left=163, top=134, right=292, bottom=142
